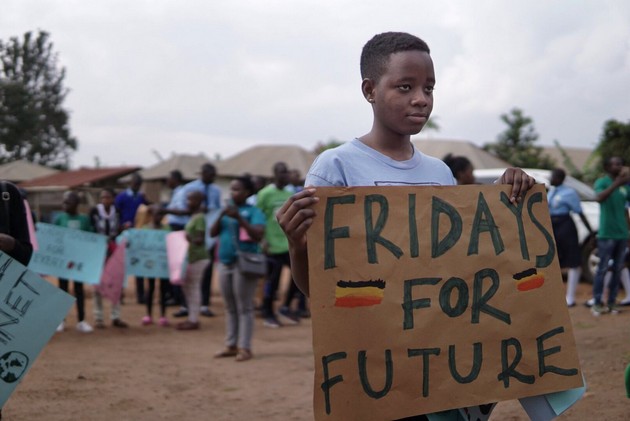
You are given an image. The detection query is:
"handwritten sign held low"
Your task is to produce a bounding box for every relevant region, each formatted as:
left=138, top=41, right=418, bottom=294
left=123, top=229, right=169, bottom=279
left=98, top=241, right=126, bottom=304
left=0, top=251, right=74, bottom=407
left=28, top=223, right=107, bottom=284
left=166, top=231, right=188, bottom=285
left=307, top=185, right=583, bottom=420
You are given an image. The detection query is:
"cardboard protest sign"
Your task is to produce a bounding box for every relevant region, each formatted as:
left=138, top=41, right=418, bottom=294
left=166, top=231, right=188, bottom=285
left=123, top=229, right=169, bottom=279
left=97, top=241, right=126, bottom=304
left=307, top=184, right=583, bottom=420
left=28, top=223, right=107, bottom=284
left=0, top=251, right=74, bottom=407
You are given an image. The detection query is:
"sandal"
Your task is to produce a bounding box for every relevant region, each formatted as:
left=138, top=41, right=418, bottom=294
left=214, top=347, right=238, bottom=358
left=235, top=348, right=253, bottom=362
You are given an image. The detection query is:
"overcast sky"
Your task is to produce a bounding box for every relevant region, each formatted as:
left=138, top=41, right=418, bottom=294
left=2, top=0, right=629, bottom=168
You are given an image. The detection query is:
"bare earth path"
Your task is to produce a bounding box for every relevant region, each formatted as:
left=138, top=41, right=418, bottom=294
left=3, top=281, right=629, bottom=420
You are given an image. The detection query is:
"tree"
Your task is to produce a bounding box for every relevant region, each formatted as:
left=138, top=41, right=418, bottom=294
left=553, top=139, right=582, bottom=179
left=484, top=108, right=555, bottom=169
left=425, top=116, right=440, bottom=132
left=0, top=31, right=77, bottom=168
left=596, top=119, right=630, bottom=164
left=580, top=119, right=630, bottom=184
left=313, top=139, right=343, bottom=155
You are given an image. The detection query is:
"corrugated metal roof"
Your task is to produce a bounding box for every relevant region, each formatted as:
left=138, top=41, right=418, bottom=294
left=216, top=144, right=316, bottom=178
left=0, top=160, right=59, bottom=182
left=140, top=153, right=212, bottom=181
left=18, top=166, right=141, bottom=189
left=540, top=146, right=594, bottom=171
left=412, top=138, right=511, bottom=169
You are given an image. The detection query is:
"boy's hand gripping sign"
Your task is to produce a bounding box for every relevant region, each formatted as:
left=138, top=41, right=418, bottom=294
left=307, top=184, right=583, bottom=420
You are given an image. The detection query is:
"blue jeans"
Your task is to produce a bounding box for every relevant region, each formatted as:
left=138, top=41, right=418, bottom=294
left=592, top=239, right=628, bottom=305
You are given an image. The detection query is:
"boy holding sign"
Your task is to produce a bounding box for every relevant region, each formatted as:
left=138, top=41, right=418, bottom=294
left=277, top=32, right=546, bottom=420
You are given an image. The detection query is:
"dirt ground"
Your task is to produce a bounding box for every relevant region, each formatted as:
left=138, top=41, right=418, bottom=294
left=3, top=275, right=630, bottom=421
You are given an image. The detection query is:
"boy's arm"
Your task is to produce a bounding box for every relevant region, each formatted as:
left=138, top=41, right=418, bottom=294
left=276, top=188, right=319, bottom=296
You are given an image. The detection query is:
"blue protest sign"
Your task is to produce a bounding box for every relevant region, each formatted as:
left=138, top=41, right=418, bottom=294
left=0, top=251, right=74, bottom=407
left=123, top=229, right=169, bottom=279
left=28, top=223, right=107, bottom=284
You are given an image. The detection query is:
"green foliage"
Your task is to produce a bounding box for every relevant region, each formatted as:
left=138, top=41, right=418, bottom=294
left=0, top=30, right=77, bottom=169
left=596, top=119, right=630, bottom=167
left=484, top=108, right=556, bottom=169
left=425, top=116, right=440, bottom=132
left=553, top=139, right=582, bottom=179
left=313, top=139, right=343, bottom=154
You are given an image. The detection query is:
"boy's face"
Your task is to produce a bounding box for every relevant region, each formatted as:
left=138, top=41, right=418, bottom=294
left=186, top=192, right=203, bottom=211
left=229, top=179, right=250, bottom=204
left=100, top=190, right=114, bottom=207
left=62, top=193, right=79, bottom=214
left=607, top=157, right=624, bottom=177
left=366, top=50, right=435, bottom=137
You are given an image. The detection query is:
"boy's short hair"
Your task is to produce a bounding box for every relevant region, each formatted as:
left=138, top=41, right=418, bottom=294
left=360, top=32, right=431, bottom=82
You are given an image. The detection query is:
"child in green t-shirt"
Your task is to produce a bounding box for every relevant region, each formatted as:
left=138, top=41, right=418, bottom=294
left=176, top=191, right=208, bottom=331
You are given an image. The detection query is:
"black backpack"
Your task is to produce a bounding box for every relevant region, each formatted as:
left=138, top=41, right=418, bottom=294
left=0, top=181, right=12, bottom=235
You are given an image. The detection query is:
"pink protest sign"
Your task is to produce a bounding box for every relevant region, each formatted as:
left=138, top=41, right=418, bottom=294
left=97, top=241, right=126, bottom=304
left=166, top=231, right=188, bottom=285
left=24, top=200, right=38, bottom=251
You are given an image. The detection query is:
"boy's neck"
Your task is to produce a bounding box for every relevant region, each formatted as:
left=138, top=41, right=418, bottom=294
left=359, top=133, right=414, bottom=161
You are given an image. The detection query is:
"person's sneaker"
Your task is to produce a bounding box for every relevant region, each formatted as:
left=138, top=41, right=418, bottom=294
left=173, top=308, right=188, bottom=318
left=278, top=306, right=299, bottom=325
left=263, top=316, right=282, bottom=328
left=608, top=304, right=622, bottom=314
left=141, top=316, right=153, bottom=326
left=56, top=321, right=65, bottom=333
left=620, top=300, right=630, bottom=307
left=158, top=317, right=170, bottom=327
left=76, top=321, right=94, bottom=333
left=200, top=307, right=215, bottom=317
left=235, top=348, right=253, bottom=362
left=591, top=303, right=608, bottom=316
left=112, top=319, right=129, bottom=328
left=584, top=298, right=595, bottom=308
left=176, top=320, right=200, bottom=330
left=214, top=346, right=238, bottom=358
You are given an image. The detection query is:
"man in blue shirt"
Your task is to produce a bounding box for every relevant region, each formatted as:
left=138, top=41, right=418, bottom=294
left=115, top=173, right=149, bottom=304
left=115, top=173, right=148, bottom=229
left=163, top=170, right=190, bottom=231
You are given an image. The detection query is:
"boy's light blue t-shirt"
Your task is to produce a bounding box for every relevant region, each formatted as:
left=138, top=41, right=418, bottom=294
left=304, top=139, right=584, bottom=420
left=305, top=138, right=456, bottom=187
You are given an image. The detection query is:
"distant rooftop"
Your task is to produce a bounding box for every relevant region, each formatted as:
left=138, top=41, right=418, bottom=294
left=19, top=166, right=141, bottom=190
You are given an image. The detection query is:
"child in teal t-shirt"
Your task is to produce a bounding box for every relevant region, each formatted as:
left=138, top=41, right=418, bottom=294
left=54, top=191, right=94, bottom=333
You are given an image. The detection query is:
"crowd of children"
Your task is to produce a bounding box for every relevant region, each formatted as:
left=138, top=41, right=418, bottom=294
left=41, top=163, right=309, bottom=365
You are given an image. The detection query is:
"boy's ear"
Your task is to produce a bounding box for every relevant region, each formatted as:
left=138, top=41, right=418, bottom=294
left=361, top=78, right=376, bottom=103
